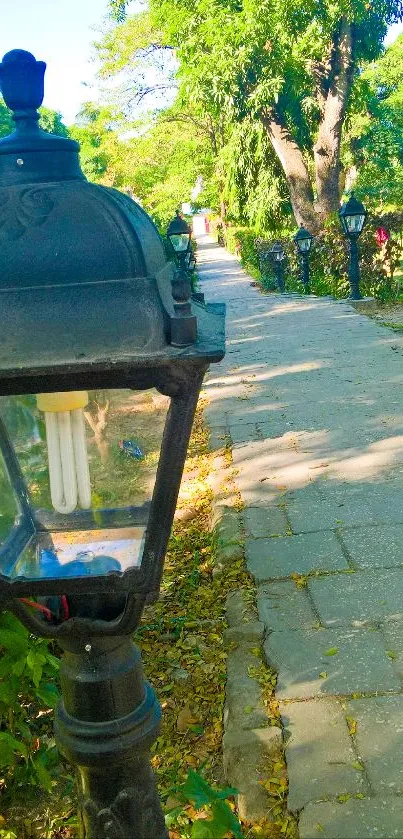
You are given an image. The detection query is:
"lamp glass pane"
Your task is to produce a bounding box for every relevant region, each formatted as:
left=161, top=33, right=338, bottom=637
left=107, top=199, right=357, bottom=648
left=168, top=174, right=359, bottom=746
left=0, top=450, right=20, bottom=545
left=345, top=214, right=365, bottom=234
left=0, top=389, right=170, bottom=581
left=169, top=233, right=190, bottom=253
left=298, top=237, right=311, bottom=252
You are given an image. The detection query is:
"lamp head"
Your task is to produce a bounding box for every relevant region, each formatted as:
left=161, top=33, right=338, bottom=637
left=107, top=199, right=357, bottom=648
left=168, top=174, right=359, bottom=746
left=167, top=214, right=191, bottom=254
left=339, top=193, right=367, bottom=238
left=270, top=241, right=285, bottom=261
left=294, top=226, right=313, bottom=254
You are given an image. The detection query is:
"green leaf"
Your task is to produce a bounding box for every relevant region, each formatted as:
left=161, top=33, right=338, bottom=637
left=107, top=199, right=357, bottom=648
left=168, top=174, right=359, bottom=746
left=181, top=769, right=237, bottom=809
left=211, top=800, right=243, bottom=838
left=11, top=658, right=26, bottom=677
left=31, top=754, right=54, bottom=792
left=324, top=647, right=339, bottom=656
left=0, top=629, right=28, bottom=656
left=0, top=732, right=27, bottom=768
left=182, top=770, right=218, bottom=808
left=27, top=650, right=46, bottom=688
left=191, top=820, right=220, bottom=839
left=351, top=761, right=364, bottom=771
left=36, top=683, right=60, bottom=709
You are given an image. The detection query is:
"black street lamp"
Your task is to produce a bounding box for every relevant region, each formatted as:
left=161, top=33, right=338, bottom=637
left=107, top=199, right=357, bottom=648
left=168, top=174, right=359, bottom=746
left=166, top=213, right=197, bottom=344
left=294, top=227, right=313, bottom=292
left=0, top=50, right=225, bottom=838
left=339, top=193, right=367, bottom=300
left=269, top=241, right=286, bottom=293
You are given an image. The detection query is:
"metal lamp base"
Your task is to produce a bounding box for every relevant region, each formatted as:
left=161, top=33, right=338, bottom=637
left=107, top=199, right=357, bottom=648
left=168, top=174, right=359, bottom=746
left=55, top=635, right=168, bottom=839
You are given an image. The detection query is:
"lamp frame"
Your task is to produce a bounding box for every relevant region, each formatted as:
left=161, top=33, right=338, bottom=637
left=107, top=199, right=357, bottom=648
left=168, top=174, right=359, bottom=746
left=269, top=242, right=286, bottom=293
left=339, top=193, right=367, bottom=300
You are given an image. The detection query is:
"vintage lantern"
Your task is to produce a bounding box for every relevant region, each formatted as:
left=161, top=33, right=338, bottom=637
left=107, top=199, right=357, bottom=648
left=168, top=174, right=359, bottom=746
left=339, top=193, right=367, bottom=300
left=0, top=49, right=225, bottom=838
left=294, top=226, right=314, bottom=292
left=269, top=241, right=286, bottom=293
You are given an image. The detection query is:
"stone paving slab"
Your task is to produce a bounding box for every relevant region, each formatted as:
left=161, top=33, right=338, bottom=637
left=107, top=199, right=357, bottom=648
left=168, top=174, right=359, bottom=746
left=345, top=696, right=403, bottom=794
left=287, top=486, right=403, bottom=533
left=340, top=523, right=403, bottom=569
left=281, top=698, right=367, bottom=811
left=299, top=798, right=403, bottom=839
left=265, top=627, right=400, bottom=699
left=257, top=581, right=317, bottom=632
left=309, top=569, right=403, bottom=626
left=246, top=531, right=348, bottom=580
left=229, top=422, right=260, bottom=443
left=381, top=621, right=403, bottom=679
left=244, top=505, right=289, bottom=538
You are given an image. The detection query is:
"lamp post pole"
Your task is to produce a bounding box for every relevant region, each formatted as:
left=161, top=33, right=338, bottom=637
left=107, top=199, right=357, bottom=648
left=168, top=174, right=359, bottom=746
left=339, top=193, right=367, bottom=301
left=294, top=227, right=313, bottom=294
left=275, top=259, right=285, bottom=293
left=301, top=252, right=310, bottom=292
left=55, top=632, right=168, bottom=839
left=347, top=236, right=361, bottom=301
left=269, top=242, right=286, bottom=293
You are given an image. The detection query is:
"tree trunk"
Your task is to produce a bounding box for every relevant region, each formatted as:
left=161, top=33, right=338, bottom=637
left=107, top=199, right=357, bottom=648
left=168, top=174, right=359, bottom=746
left=313, top=19, right=355, bottom=220
left=262, top=112, right=318, bottom=233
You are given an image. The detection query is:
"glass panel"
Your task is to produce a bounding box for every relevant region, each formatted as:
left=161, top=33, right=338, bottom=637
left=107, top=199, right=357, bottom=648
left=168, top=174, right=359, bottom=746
left=0, top=389, right=170, bottom=580
left=0, top=446, right=20, bottom=547
left=346, top=214, right=365, bottom=234
left=299, top=238, right=311, bottom=252
left=170, top=233, right=190, bottom=252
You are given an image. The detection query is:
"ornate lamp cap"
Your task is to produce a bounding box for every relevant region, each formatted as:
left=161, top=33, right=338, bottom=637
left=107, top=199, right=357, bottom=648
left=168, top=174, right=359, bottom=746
left=0, top=49, right=78, bottom=157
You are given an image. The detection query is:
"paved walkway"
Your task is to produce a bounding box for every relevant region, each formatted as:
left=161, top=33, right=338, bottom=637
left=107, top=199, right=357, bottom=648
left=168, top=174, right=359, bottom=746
left=197, top=234, right=403, bottom=838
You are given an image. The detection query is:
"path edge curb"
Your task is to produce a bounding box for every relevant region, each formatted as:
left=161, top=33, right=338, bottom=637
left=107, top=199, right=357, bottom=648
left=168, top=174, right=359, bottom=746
left=206, top=432, right=283, bottom=822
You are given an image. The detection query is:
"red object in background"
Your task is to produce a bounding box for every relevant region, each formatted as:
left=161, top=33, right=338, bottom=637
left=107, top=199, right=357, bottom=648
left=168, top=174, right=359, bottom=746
left=375, top=227, right=390, bottom=246
left=205, top=217, right=210, bottom=233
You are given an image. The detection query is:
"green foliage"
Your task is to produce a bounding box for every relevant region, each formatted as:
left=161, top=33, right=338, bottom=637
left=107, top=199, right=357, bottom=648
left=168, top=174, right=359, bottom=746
left=344, top=34, right=403, bottom=210
left=285, top=213, right=403, bottom=301
left=99, top=0, right=401, bottom=231
left=0, top=100, right=13, bottom=139
left=220, top=118, right=291, bottom=232
left=0, top=98, right=68, bottom=141
left=225, top=226, right=260, bottom=274
left=166, top=769, right=243, bottom=838
left=0, top=611, right=61, bottom=800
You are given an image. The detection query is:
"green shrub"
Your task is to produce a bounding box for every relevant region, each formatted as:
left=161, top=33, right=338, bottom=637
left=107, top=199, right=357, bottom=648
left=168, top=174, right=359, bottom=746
left=0, top=611, right=62, bottom=802
left=224, top=226, right=260, bottom=274
left=307, top=213, right=403, bottom=301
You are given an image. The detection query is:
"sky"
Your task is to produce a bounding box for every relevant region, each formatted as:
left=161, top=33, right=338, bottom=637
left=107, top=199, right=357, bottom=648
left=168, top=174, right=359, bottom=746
left=0, top=2, right=402, bottom=126
left=0, top=0, right=110, bottom=124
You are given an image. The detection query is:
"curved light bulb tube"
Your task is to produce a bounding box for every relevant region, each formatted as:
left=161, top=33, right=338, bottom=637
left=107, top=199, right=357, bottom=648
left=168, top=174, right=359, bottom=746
left=44, top=408, right=91, bottom=514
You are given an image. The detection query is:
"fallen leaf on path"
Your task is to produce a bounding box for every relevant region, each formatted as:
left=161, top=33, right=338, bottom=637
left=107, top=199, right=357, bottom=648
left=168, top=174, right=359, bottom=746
left=177, top=706, right=198, bottom=732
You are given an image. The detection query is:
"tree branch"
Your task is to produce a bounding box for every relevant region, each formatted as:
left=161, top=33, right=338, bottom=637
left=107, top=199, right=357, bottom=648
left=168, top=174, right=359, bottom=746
left=262, top=110, right=318, bottom=231
left=313, top=18, right=355, bottom=217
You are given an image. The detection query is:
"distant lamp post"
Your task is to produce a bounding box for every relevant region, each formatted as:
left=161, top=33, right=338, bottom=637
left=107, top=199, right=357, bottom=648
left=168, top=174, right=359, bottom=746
left=167, top=213, right=197, bottom=344
left=269, top=242, right=286, bottom=293
left=294, top=227, right=313, bottom=292
left=339, top=193, right=367, bottom=300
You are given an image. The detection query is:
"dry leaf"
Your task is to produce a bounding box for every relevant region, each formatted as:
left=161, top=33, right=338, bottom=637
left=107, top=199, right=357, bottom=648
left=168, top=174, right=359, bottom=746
left=176, top=705, right=197, bottom=732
